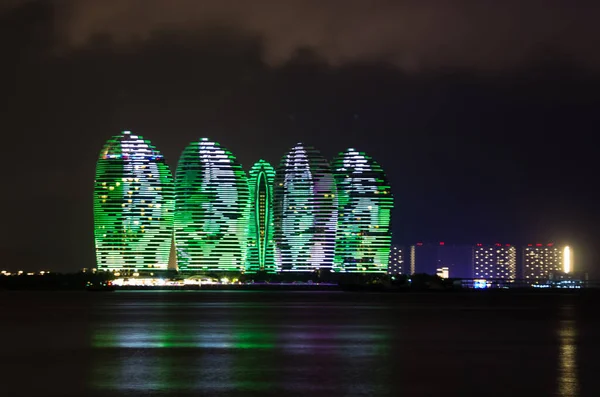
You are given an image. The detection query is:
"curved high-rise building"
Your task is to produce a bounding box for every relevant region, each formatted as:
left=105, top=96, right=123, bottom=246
left=331, top=148, right=393, bottom=273
left=247, top=160, right=277, bottom=273
left=273, top=143, right=338, bottom=272
left=174, top=138, right=250, bottom=272
left=93, top=131, right=175, bottom=271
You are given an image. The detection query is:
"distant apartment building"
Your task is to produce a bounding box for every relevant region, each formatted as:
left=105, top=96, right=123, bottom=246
left=409, top=242, right=474, bottom=278
left=387, top=245, right=404, bottom=275
left=473, top=244, right=517, bottom=279
left=436, top=267, right=449, bottom=279
left=522, top=243, right=564, bottom=280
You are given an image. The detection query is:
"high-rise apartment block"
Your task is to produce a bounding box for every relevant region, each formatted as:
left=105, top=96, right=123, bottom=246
left=174, top=138, right=250, bottom=272
left=247, top=160, right=277, bottom=273
left=473, top=244, right=517, bottom=279
left=332, top=149, right=393, bottom=273
left=388, top=245, right=404, bottom=275
left=273, top=144, right=338, bottom=272
left=522, top=244, right=564, bottom=280
left=94, top=131, right=174, bottom=271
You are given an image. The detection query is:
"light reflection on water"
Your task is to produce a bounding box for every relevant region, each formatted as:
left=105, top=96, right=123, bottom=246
left=93, top=325, right=388, bottom=350
left=0, top=291, right=586, bottom=396
left=557, top=304, right=580, bottom=397
left=91, top=320, right=391, bottom=394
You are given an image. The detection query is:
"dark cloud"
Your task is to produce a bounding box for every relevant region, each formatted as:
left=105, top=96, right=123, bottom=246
left=0, top=1, right=598, bottom=273
left=4, top=0, right=600, bottom=70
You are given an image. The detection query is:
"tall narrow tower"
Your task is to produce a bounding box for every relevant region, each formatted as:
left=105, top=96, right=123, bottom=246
left=331, top=148, right=393, bottom=273
left=93, top=131, right=175, bottom=271
left=247, top=160, right=277, bottom=273
left=273, top=143, right=338, bottom=272
left=174, top=138, right=250, bottom=272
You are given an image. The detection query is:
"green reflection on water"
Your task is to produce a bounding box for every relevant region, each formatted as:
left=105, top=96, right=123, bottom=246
left=90, top=315, right=390, bottom=394
left=92, top=325, right=277, bottom=349
left=230, top=328, right=276, bottom=391
left=91, top=321, right=277, bottom=392
left=231, top=329, right=276, bottom=349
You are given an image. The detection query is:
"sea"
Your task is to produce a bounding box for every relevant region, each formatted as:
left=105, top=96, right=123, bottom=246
left=0, top=290, right=597, bottom=396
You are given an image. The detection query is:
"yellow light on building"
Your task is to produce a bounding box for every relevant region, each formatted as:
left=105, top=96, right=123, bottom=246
left=564, top=246, right=571, bottom=274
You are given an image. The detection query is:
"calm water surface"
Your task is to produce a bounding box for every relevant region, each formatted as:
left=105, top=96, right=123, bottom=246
left=1, top=291, right=598, bottom=396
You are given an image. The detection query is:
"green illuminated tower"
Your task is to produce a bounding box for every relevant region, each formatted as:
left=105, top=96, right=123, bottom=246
left=246, top=160, right=277, bottom=273
left=331, top=148, right=393, bottom=273
left=174, top=138, right=250, bottom=272
left=93, top=131, right=175, bottom=271
left=273, top=143, right=338, bottom=272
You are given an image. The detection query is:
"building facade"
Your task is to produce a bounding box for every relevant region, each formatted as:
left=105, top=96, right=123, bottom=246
left=409, top=242, right=474, bottom=278
left=273, top=143, right=338, bottom=271
left=388, top=245, right=404, bottom=275
left=522, top=244, right=564, bottom=280
left=246, top=160, right=277, bottom=273
left=473, top=244, right=517, bottom=279
left=174, top=138, right=250, bottom=272
left=331, top=149, right=393, bottom=273
left=93, top=131, right=175, bottom=271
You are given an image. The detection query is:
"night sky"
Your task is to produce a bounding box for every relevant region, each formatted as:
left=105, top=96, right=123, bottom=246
left=1, top=1, right=598, bottom=274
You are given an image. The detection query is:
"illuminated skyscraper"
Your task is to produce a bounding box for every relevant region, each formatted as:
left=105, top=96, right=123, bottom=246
left=94, top=131, right=174, bottom=271
left=331, top=148, right=393, bottom=273
left=522, top=243, right=564, bottom=280
left=473, top=244, right=517, bottom=279
left=246, top=160, right=277, bottom=273
left=388, top=245, right=404, bottom=275
left=174, top=138, right=250, bottom=272
left=273, top=143, right=338, bottom=271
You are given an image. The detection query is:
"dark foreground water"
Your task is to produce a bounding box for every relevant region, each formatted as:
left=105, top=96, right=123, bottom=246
left=1, top=291, right=599, bottom=396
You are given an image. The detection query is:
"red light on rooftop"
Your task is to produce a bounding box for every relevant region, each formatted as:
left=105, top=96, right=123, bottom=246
left=439, top=242, right=445, bottom=246
left=495, top=243, right=501, bottom=246
left=416, top=242, right=423, bottom=246
left=505, top=244, right=511, bottom=247
left=476, top=243, right=482, bottom=247
left=536, top=243, right=542, bottom=247
left=527, top=244, right=533, bottom=247
left=547, top=243, right=554, bottom=247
